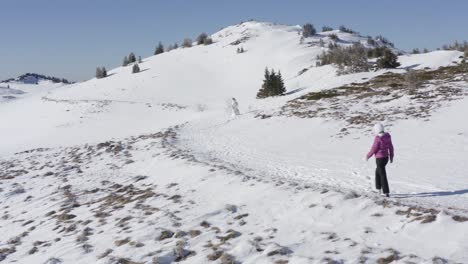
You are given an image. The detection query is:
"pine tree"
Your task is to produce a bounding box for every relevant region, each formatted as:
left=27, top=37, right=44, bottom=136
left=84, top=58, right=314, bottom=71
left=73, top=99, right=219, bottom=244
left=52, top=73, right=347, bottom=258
left=339, top=25, right=355, bottom=34
left=322, top=26, right=333, bottom=32
left=132, top=63, right=140, bottom=74
left=96, top=67, right=107, bottom=79
left=367, top=37, right=376, bottom=46
left=276, top=71, right=286, bottom=95
left=203, top=37, right=213, bottom=45
left=329, top=34, right=339, bottom=41
left=257, top=68, right=286, bottom=98
left=128, top=52, right=136, bottom=63
left=411, top=48, right=420, bottom=54
left=182, top=38, right=192, bottom=48
left=138, top=56, right=142, bottom=63
left=96, top=67, right=102, bottom=79
left=377, top=49, right=401, bottom=69
left=122, top=56, right=129, bottom=67
left=302, top=23, right=316, bottom=38
left=257, top=68, right=270, bottom=98
left=197, top=33, right=208, bottom=45
left=154, top=42, right=164, bottom=55
left=173, top=43, right=179, bottom=49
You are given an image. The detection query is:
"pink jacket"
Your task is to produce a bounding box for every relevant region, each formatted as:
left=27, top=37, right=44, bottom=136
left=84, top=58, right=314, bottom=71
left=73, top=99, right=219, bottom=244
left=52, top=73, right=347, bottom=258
left=367, top=133, right=394, bottom=160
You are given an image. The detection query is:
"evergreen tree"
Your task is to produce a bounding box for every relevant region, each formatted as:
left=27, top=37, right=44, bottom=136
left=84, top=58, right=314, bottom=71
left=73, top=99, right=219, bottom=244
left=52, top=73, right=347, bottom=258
left=367, top=37, right=376, bottom=46
left=302, top=23, right=316, bottom=38
left=257, top=67, right=286, bottom=98
left=182, top=38, right=192, bottom=48
left=322, top=26, right=333, bottom=32
left=173, top=43, right=179, bottom=49
left=275, top=71, right=286, bottom=95
left=377, top=49, right=401, bottom=69
left=122, top=56, right=129, bottom=67
left=138, top=56, right=142, bottom=63
left=411, top=48, right=420, bottom=54
left=367, top=47, right=386, bottom=58
left=132, top=63, right=140, bottom=74
left=96, top=67, right=107, bottom=79
left=329, top=34, right=339, bottom=41
left=257, top=68, right=270, bottom=98
left=154, top=42, right=164, bottom=55
left=197, top=33, right=208, bottom=45
left=339, top=25, right=355, bottom=34
left=128, top=52, right=136, bottom=63
left=96, top=67, right=102, bottom=79
left=203, top=37, right=213, bottom=45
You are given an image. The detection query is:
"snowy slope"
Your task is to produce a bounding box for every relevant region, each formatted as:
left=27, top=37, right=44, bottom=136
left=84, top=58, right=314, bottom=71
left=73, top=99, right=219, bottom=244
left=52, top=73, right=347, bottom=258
left=0, top=22, right=401, bottom=154
left=0, top=21, right=467, bottom=263
left=398, top=50, right=463, bottom=70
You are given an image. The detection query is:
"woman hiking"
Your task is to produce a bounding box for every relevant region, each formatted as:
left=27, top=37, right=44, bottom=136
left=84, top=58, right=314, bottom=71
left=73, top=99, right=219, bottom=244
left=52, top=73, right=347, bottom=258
left=366, top=123, right=394, bottom=197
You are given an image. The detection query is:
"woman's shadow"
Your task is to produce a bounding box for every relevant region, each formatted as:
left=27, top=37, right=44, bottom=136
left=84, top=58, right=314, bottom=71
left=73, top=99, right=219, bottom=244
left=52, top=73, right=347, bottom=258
left=392, top=189, right=468, bottom=199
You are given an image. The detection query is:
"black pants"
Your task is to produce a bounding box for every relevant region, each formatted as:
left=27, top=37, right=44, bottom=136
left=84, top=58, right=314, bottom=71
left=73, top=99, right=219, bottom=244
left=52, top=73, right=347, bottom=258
left=375, top=157, right=390, bottom=194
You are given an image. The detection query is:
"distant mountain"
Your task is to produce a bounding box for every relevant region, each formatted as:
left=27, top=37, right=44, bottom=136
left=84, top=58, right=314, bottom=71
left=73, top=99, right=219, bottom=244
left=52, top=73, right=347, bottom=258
left=0, top=73, right=71, bottom=102
left=1, top=73, right=72, bottom=85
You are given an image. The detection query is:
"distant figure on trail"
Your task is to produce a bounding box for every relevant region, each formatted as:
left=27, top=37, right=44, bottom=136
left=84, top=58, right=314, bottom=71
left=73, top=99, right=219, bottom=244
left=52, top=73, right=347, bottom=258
left=231, top=97, right=240, bottom=117
left=366, top=123, right=394, bottom=197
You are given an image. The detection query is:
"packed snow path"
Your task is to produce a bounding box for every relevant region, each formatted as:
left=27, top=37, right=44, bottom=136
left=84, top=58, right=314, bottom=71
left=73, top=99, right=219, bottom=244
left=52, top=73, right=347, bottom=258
left=175, top=107, right=468, bottom=212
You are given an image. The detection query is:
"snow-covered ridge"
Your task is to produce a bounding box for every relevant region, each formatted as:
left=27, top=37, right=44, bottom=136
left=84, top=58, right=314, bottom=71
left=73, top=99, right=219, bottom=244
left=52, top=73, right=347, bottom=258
left=214, top=21, right=396, bottom=50
left=0, top=73, right=71, bottom=103
left=1, top=73, right=72, bottom=85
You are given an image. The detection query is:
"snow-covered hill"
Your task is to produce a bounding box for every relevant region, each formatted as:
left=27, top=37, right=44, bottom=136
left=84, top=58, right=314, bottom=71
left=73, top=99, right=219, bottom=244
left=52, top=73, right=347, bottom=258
left=1, top=73, right=72, bottom=85
left=0, top=73, right=70, bottom=103
left=0, top=21, right=467, bottom=263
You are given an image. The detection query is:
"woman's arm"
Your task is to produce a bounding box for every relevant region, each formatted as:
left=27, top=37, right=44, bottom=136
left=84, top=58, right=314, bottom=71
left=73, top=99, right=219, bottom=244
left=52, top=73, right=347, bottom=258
left=366, top=136, right=379, bottom=160
left=389, top=135, right=394, bottom=162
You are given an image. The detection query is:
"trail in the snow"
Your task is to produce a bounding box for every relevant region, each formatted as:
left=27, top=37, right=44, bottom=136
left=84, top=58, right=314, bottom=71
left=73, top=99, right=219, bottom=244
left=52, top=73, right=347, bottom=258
left=174, top=114, right=468, bottom=213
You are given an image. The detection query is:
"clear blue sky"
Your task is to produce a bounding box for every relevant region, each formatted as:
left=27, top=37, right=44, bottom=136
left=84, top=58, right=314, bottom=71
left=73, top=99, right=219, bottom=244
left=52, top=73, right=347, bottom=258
left=1, top=0, right=467, bottom=81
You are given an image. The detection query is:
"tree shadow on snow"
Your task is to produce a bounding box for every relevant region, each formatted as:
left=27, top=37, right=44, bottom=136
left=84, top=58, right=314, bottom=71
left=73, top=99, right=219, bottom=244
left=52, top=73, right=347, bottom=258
left=400, top=64, right=421, bottom=70
left=284, top=87, right=306, bottom=96
left=392, top=189, right=468, bottom=199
